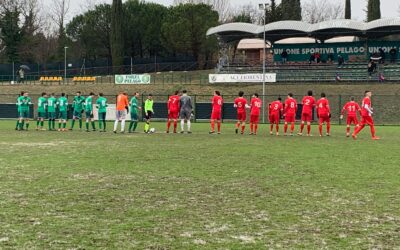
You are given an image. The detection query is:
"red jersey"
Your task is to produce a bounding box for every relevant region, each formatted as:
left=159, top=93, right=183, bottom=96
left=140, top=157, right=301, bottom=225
left=317, top=98, right=330, bottom=115
left=302, top=96, right=315, bottom=114
left=234, top=97, right=247, bottom=113
left=168, top=95, right=180, bottom=112
left=250, top=97, right=262, bottom=116
left=269, top=100, right=283, bottom=114
left=342, top=101, right=361, bottom=117
left=284, top=98, right=297, bottom=116
left=361, top=97, right=372, bottom=117
left=212, top=95, right=223, bottom=112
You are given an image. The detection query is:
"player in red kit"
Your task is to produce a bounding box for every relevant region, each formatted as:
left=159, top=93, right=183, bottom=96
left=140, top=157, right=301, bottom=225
left=234, top=91, right=249, bottom=134
left=210, top=91, right=223, bottom=134
left=166, top=90, right=180, bottom=133
left=340, top=96, right=361, bottom=137
left=298, top=90, right=316, bottom=136
left=316, top=93, right=331, bottom=137
left=249, top=93, right=262, bottom=135
left=283, top=93, right=297, bottom=136
left=269, top=97, right=283, bottom=136
left=352, top=91, right=380, bottom=140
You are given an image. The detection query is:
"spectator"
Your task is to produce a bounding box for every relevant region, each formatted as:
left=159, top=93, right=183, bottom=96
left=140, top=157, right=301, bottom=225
left=314, top=52, right=321, bottom=63
left=368, top=60, right=376, bottom=78
left=281, top=49, right=288, bottom=64
left=379, top=48, right=385, bottom=64
left=309, top=53, right=315, bottom=64
left=18, top=69, right=25, bottom=84
left=338, top=55, right=344, bottom=68
left=389, top=48, right=397, bottom=64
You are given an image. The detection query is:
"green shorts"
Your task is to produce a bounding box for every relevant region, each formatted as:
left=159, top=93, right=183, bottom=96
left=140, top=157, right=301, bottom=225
left=131, top=112, right=138, bottom=121
left=19, top=110, right=29, bottom=119
left=48, top=112, right=56, bottom=119
left=38, top=112, right=46, bottom=119
left=85, top=111, right=93, bottom=119
left=59, top=111, right=67, bottom=120
left=98, top=112, right=106, bottom=120
left=73, top=110, right=82, bottom=119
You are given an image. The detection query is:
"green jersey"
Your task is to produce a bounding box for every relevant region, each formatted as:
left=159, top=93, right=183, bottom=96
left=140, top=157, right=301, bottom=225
left=37, top=97, right=47, bottom=113
left=57, top=97, right=68, bottom=112
left=130, top=97, right=139, bottom=114
left=47, top=97, right=57, bottom=112
left=16, top=96, right=22, bottom=112
left=85, top=96, right=93, bottom=112
left=96, top=97, right=108, bottom=113
left=145, top=99, right=153, bottom=113
left=19, top=96, right=32, bottom=111
left=73, top=95, right=85, bottom=111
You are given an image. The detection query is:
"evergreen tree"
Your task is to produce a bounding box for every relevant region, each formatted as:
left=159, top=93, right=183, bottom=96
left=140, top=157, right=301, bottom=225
left=345, top=0, right=351, bottom=19
left=0, top=8, right=22, bottom=63
left=281, top=0, right=301, bottom=21
left=367, top=0, right=381, bottom=22
left=111, top=0, right=124, bottom=71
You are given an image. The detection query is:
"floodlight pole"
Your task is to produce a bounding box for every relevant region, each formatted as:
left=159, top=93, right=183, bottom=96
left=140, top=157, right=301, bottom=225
left=259, top=3, right=268, bottom=123
left=64, top=46, right=68, bottom=84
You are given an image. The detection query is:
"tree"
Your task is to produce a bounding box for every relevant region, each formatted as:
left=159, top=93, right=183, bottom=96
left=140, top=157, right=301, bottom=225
left=281, top=0, right=301, bottom=20
left=110, top=0, right=123, bottom=70
left=265, top=0, right=283, bottom=24
left=0, top=7, right=23, bottom=62
left=49, top=0, right=71, bottom=60
left=345, top=0, right=351, bottom=19
left=162, top=4, right=219, bottom=66
left=302, top=0, right=344, bottom=24
left=229, top=4, right=259, bottom=23
left=173, top=0, right=231, bottom=22
left=367, top=0, right=381, bottom=21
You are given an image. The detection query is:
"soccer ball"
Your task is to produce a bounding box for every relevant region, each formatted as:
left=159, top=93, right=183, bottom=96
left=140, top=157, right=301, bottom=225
left=149, top=128, right=156, bottom=133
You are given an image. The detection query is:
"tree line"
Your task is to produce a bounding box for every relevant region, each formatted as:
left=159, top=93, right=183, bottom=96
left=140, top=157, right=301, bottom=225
left=0, top=0, right=386, bottom=70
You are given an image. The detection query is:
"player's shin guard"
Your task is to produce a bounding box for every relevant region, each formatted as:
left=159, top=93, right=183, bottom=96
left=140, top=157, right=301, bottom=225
left=300, top=123, right=304, bottom=133
left=48, top=120, right=52, bottom=130
left=187, top=120, right=191, bottom=131
left=103, top=120, right=106, bottom=130
left=250, top=123, right=253, bottom=133
left=346, top=126, right=350, bottom=134
left=79, top=119, right=82, bottom=129
left=86, top=122, right=89, bottom=130
left=129, top=121, right=134, bottom=132
left=167, top=120, right=171, bottom=131
left=307, top=124, right=311, bottom=134
left=270, top=124, right=273, bottom=133
left=276, top=124, right=279, bottom=133
left=370, top=125, right=376, bottom=137
left=236, top=122, right=240, bottom=128
left=181, top=120, right=185, bottom=131
left=121, top=120, right=126, bottom=132
left=144, top=122, right=149, bottom=133
left=133, top=122, right=137, bottom=131
left=15, top=120, right=19, bottom=129
left=241, top=125, right=245, bottom=133
left=254, top=124, right=258, bottom=134
left=290, top=122, right=295, bottom=133
left=210, top=120, right=215, bottom=132
left=217, top=121, right=221, bottom=133
left=71, top=119, right=75, bottom=129
left=36, top=120, right=40, bottom=128
left=353, top=124, right=365, bottom=136
left=113, top=120, right=119, bottom=131
left=327, top=122, right=331, bottom=134
left=319, top=124, right=323, bottom=136
left=40, top=121, right=44, bottom=127
left=173, top=120, right=177, bottom=132
left=91, top=121, right=96, bottom=130
left=284, top=123, right=288, bottom=133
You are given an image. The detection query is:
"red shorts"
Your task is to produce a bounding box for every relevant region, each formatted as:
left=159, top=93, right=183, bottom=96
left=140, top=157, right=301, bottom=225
left=359, top=116, right=374, bottom=126
left=346, top=116, right=359, bottom=125
left=250, top=115, right=260, bottom=124
left=237, top=112, right=246, bottom=122
left=301, top=112, right=313, bottom=122
left=211, top=111, right=221, bottom=120
left=284, top=115, right=295, bottom=123
left=319, top=114, right=330, bottom=123
left=168, top=111, right=179, bottom=119
left=269, top=113, right=280, bottom=123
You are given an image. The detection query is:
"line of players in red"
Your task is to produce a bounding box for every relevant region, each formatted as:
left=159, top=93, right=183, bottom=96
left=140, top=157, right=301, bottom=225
left=166, top=90, right=379, bottom=139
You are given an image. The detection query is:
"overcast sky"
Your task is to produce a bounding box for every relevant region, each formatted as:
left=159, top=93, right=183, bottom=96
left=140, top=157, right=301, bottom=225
left=42, top=0, right=399, bottom=22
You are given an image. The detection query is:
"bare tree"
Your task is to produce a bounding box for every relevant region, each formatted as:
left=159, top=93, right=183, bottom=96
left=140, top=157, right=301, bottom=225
left=302, top=0, right=344, bottom=24
left=174, top=0, right=231, bottom=22
left=228, top=4, right=261, bottom=24
left=49, top=0, right=70, bottom=36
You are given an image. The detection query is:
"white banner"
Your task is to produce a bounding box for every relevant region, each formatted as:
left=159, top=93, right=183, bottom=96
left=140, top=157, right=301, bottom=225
left=115, top=74, right=151, bottom=84
left=93, top=104, right=133, bottom=121
left=209, top=73, right=277, bottom=83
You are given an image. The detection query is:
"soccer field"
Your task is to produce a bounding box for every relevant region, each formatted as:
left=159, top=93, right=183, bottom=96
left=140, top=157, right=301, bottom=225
left=0, top=121, right=399, bottom=249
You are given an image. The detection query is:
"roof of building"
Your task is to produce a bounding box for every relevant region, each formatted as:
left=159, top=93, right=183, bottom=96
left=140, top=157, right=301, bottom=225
left=207, top=18, right=400, bottom=43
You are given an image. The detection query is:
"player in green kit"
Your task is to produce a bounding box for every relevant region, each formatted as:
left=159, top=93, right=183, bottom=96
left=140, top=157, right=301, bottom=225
left=96, top=93, right=108, bottom=132
left=57, top=93, right=68, bottom=131
left=47, top=93, right=57, bottom=131
left=144, top=94, right=154, bottom=133
left=18, top=92, right=32, bottom=131
left=36, top=92, right=47, bottom=130
left=129, top=92, right=141, bottom=133
left=84, top=92, right=96, bottom=132
left=70, top=91, right=85, bottom=130
left=15, top=91, right=24, bottom=130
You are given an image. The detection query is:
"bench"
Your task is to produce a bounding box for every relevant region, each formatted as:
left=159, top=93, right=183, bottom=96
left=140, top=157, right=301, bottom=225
left=72, top=76, right=96, bottom=83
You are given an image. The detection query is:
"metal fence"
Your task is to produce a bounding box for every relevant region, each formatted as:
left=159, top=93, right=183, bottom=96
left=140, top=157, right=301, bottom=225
left=1, top=94, right=399, bottom=125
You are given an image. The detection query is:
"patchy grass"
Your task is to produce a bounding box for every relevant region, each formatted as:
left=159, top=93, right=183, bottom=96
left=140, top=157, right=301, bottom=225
left=0, top=120, right=399, bottom=248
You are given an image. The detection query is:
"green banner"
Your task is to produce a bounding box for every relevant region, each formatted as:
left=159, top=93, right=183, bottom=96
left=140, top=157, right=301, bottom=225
left=273, top=41, right=400, bottom=62
left=115, top=74, right=151, bottom=84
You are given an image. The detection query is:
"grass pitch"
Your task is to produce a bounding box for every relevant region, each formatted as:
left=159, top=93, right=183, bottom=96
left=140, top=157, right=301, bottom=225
left=0, top=121, right=399, bottom=249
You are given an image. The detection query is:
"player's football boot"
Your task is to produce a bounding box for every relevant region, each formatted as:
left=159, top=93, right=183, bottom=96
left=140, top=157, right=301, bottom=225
left=372, top=136, right=380, bottom=140
left=209, top=131, right=215, bottom=134
left=346, top=133, right=350, bottom=137
left=352, top=134, right=357, bottom=140
left=276, top=132, right=279, bottom=136
left=297, top=132, right=303, bottom=136
left=326, top=133, right=330, bottom=136
left=235, top=128, right=238, bottom=134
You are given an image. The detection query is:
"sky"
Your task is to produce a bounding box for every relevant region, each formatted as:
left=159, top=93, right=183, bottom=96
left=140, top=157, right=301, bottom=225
left=42, top=0, right=399, bottom=23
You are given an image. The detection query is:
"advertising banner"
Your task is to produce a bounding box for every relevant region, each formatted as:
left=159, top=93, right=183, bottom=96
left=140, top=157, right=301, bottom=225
left=209, top=73, right=277, bottom=83
left=115, top=74, right=151, bottom=84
